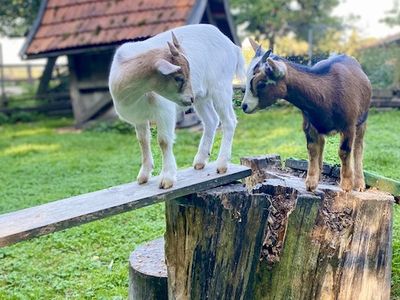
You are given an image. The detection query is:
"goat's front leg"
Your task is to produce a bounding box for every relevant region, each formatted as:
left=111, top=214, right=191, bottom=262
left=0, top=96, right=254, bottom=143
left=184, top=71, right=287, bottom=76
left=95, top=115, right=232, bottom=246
left=193, top=100, right=219, bottom=170
left=303, top=117, right=325, bottom=191
left=156, top=114, right=177, bottom=189
left=135, top=122, right=153, bottom=184
left=339, top=127, right=356, bottom=192
left=213, top=91, right=237, bottom=174
left=353, top=122, right=367, bottom=191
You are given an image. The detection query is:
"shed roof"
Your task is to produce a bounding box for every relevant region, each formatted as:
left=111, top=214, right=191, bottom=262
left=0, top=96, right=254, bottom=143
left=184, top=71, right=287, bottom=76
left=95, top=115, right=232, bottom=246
left=21, top=0, right=238, bottom=59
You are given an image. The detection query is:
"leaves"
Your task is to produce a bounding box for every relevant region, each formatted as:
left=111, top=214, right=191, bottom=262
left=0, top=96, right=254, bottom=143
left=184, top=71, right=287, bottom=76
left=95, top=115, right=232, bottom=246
left=0, top=0, right=41, bottom=37
left=381, top=0, right=400, bottom=26
left=231, top=0, right=342, bottom=48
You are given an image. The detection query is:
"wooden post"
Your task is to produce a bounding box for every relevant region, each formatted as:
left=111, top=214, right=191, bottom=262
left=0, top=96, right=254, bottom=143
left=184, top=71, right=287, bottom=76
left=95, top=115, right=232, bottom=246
left=27, top=63, right=33, bottom=85
left=128, top=238, right=167, bottom=300
left=37, top=57, right=57, bottom=96
left=165, top=183, right=270, bottom=299
left=242, top=156, right=394, bottom=300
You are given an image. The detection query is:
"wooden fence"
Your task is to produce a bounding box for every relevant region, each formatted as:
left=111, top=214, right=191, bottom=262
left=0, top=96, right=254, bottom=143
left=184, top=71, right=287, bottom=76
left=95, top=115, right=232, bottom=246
left=0, top=63, right=71, bottom=115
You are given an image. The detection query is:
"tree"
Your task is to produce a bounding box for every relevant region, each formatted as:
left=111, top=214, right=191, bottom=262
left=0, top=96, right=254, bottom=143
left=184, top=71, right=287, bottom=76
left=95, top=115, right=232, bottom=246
left=230, top=0, right=292, bottom=49
left=0, top=0, right=41, bottom=37
left=231, top=0, right=342, bottom=49
left=381, top=0, right=400, bottom=26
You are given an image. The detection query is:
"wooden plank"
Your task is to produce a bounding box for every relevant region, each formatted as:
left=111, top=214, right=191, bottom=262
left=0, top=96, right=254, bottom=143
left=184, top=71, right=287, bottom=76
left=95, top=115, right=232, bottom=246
left=284, top=158, right=400, bottom=197
left=0, top=163, right=251, bottom=248
left=364, top=171, right=400, bottom=199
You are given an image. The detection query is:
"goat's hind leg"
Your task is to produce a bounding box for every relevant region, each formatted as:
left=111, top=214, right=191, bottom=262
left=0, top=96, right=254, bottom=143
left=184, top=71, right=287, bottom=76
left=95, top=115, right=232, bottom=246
left=303, top=117, right=325, bottom=191
left=135, top=122, right=153, bottom=184
left=339, top=127, right=356, bottom=192
left=353, top=122, right=367, bottom=191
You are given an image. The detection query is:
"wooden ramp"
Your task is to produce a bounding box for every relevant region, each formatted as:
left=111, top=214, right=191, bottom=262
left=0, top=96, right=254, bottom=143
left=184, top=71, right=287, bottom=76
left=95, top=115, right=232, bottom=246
left=0, top=163, right=251, bottom=248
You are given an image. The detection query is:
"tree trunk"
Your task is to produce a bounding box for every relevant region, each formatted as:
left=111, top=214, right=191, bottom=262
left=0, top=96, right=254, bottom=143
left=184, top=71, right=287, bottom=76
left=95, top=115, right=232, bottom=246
left=242, top=156, right=394, bottom=300
left=161, top=155, right=393, bottom=299
left=164, top=184, right=270, bottom=300
left=128, top=238, right=168, bottom=300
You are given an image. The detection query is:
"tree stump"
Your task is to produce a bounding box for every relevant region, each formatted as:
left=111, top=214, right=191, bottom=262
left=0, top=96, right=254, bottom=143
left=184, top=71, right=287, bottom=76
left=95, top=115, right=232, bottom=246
left=158, top=155, right=393, bottom=299
left=128, top=238, right=167, bottom=300
left=242, top=155, right=394, bottom=300
left=164, top=184, right=270, bottom=300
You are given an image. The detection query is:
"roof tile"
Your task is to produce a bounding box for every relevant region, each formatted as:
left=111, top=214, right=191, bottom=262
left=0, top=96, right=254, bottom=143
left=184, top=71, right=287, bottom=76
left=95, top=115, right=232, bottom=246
left=26, top=0, right=196, bottom=56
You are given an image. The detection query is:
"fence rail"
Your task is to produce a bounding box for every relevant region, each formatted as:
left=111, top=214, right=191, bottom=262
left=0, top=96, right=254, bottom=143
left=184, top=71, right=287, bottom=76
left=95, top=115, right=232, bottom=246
left=0, top=63, right=68, bottom=83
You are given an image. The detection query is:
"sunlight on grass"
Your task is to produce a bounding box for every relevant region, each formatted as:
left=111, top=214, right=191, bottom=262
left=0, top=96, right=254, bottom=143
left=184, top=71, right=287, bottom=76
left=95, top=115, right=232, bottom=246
left=11, top=128, right=51, bottom=138
left=2, top=143, right=60, bottom=156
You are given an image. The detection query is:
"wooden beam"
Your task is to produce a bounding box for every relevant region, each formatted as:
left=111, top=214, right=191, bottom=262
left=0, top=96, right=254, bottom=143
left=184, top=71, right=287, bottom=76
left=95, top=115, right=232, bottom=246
left=284, top=158, right=400, bottom=197
left=37, top=57, right=57, bottom=96
left=0, top=163, right=251, bottom=248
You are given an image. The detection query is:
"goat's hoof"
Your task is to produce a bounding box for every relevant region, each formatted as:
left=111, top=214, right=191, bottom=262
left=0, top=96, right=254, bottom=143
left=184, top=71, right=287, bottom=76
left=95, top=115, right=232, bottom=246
left=217, top=166, right=228, bottom=174
left=354, top=178, right=365, bottom=192
left=305, top=177, right=318, bottom=192
left=340, top=178, right=353, bottom=192
left=194, top=162, right=205, bottom=170
left=159, top=177, right=174, bottom=189
left=137, top=176, right=149, bottom=185
left=353, top=184, right=366, bottom=192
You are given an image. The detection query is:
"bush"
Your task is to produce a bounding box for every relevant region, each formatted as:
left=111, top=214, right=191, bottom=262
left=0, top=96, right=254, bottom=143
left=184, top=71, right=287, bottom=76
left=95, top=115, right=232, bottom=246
left=8, top=111, right=40, bottom=123
left=85, top=120, right=134, bottom=134
left=357, top=46, right=400, bottom=89
left=0, top=112, right=9, bottom=125
left=0, top=111, right=42, bottom=125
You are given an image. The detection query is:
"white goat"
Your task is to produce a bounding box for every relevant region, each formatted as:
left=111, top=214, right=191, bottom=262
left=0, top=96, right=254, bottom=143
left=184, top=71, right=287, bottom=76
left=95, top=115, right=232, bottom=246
left=109, top=24, right=245, bottom=189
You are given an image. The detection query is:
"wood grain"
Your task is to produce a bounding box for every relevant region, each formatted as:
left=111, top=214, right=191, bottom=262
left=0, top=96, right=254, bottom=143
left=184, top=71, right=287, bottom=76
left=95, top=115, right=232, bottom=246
left=165, top=183, right=270, bottom=300
left=128, top=238, right=167, bottom=300
left=0, top=163, right=251, bottom=248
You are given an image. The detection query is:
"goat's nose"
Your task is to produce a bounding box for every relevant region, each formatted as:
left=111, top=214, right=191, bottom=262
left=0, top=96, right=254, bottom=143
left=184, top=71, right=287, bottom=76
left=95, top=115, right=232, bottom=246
left=242, top=103, right=248, bottom=112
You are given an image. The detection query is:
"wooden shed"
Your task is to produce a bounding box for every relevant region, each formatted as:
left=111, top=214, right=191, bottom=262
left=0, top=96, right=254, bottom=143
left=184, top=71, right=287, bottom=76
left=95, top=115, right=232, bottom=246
left=21, top=0, right=239, bottom=125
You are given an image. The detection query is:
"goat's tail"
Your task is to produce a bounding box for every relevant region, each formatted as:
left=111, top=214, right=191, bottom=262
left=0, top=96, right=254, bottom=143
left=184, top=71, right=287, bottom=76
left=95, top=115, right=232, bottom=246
left=235, top=46, right=246, bottom=83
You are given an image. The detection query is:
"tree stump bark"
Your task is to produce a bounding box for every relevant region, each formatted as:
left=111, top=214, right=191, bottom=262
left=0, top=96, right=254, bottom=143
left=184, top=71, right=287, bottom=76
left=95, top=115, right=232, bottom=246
left=162, top=155, right=393, bottom=299
left=164, top=184, right=270, bottom=300
left=242, top=155, right=394, bottom=300
left=128, top=238, right=167, bottom=300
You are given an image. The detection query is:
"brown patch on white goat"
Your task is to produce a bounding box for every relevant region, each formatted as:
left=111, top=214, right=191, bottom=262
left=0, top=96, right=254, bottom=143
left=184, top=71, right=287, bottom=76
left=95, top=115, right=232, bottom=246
left=112, top=40, right=193, bottom=107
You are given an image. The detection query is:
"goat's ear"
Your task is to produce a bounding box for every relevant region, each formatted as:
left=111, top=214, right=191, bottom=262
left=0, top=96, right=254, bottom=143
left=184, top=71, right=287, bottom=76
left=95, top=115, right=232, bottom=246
left=171, top=32, right=181, bottom=49
left=167, top=41, right=180, bottom=57
left=156, top=59, right=181, bottom=75
left=266, top=57, right=286, bottom=79
left=249, top=38, right=259, bottom=52
left=261, top=49, right=272, bottom=63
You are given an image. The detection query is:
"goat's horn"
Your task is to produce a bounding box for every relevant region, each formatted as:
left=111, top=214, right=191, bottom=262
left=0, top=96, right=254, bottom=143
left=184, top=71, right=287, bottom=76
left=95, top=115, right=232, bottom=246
left=261, top=49, right=272, bottom=63
left=171, top=32, right=180, bottom=49
left=167, top=41, right=180, bottom=56
left=249, top=38, right=261, bottom=53
left=266, top=57, right=286, bottom=79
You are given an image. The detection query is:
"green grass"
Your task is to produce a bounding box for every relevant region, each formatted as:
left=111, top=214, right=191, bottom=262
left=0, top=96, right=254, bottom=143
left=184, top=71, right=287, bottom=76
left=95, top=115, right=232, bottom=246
left=0, top=107, right=400, bottom=298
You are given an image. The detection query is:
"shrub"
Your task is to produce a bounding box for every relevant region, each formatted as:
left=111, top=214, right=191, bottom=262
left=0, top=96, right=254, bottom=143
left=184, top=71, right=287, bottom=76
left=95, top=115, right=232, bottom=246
left=85, top=120, right=134, bottom=134
left=0, top=112, right=9, bottom=125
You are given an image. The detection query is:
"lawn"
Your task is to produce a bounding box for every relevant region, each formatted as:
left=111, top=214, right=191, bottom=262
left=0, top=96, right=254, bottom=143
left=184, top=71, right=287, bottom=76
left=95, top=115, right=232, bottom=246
left=0, top=106, right=400, bottom=299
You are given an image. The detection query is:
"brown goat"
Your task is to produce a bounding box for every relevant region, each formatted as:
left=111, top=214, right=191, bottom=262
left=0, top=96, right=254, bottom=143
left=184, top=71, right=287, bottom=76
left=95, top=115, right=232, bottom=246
left=242, top=41, right=372, bottom=192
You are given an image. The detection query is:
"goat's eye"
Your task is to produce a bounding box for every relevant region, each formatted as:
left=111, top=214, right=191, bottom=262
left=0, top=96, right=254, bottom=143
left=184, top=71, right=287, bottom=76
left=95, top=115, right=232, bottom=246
left=174, top=76, right=185, bottom=91
left=174, top=76, right=184, bottom=83
left=257, top=81, right=267, bottom=90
